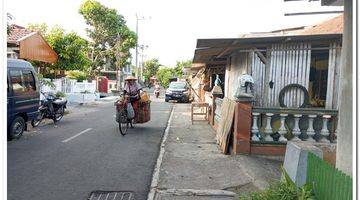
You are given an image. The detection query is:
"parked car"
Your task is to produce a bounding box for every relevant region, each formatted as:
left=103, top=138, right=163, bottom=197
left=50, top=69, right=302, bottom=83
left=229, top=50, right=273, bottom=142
left=165, top=81, right=191, bottom=103
left=7, top=59, right=40, bottom=140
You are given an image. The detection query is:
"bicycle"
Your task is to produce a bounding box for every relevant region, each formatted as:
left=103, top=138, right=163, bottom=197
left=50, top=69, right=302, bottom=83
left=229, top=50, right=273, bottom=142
left=115, top=95, right=134, bottom=136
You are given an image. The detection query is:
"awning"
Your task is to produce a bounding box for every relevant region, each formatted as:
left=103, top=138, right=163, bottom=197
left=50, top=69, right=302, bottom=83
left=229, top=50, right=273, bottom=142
left=193, top=33, right=342, bottom=64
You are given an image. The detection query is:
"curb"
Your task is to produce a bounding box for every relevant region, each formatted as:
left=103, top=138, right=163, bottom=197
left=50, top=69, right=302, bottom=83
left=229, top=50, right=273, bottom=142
left=147, top=105, right=175, bottom=200
left=155, top=189, right=236, bottom=197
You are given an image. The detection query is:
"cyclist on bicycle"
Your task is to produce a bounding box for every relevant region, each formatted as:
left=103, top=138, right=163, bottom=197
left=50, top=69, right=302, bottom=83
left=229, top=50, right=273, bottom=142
left=123, top=76, right=142, bottom=119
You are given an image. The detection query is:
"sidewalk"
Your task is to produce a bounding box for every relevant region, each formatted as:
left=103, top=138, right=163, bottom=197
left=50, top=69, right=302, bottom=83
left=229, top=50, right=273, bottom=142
left=150, top=103, right=282, bottom=200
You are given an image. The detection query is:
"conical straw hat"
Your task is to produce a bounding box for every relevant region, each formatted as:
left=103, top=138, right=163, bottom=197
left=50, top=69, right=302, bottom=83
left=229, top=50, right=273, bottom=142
left=125, top=76, right=137, bottom=81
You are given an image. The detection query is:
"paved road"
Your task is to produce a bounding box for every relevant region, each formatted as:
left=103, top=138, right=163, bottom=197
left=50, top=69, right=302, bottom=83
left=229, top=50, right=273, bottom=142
left=8, top=96, right=172, bottom=200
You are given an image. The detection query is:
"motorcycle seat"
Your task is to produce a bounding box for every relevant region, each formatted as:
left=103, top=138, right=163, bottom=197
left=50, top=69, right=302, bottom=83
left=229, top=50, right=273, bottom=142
left=53, top=98, right=67, bottom=105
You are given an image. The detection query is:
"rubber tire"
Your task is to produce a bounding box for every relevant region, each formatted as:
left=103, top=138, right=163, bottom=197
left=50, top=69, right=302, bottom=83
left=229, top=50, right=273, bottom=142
left=165, top=98, right=169, bottom=102
left=278, top=83, right=310, bottom=108
left=9, top=116, right=26, bottom=140
left=118, top=110, right=128, bottom=136
left=31, top=112, right=44, bottom=127
left=53, top=106, right=64, bottom=123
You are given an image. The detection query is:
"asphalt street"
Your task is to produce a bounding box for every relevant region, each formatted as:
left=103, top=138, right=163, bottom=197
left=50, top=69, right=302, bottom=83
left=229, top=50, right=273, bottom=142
left=8, top=95, right=173, bottom=200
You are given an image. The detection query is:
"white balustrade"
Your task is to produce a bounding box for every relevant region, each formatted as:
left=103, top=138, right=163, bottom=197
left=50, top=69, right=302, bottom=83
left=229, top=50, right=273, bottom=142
left=251, top=113, right=260, bottom=141
left=264, top=113, right=274, bottom=141
left=306, top=115, right=317, bottom=142
left=319, top=115, right=331, bottom=143
left=250, top=109, right=337, bottom=144
left=291, top=114, right=302, bottom=141
left=278, top=114, right=288, bottom=142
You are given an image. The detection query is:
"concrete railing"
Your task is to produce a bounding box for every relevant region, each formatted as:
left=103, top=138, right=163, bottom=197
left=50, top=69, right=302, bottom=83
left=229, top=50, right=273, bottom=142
left=251, top=107, right=338, bottom=143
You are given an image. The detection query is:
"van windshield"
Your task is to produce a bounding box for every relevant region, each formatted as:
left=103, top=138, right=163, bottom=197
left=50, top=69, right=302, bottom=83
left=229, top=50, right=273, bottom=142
left=169, top=82, right=187, bottom=89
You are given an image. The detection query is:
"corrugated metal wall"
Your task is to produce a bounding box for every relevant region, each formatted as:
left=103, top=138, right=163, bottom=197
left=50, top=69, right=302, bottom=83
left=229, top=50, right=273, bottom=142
left=250, top=52, right=265, bottom=106
left=267, top=43, right=311, bottom=107
left=326, top=42, right=342, bottom=109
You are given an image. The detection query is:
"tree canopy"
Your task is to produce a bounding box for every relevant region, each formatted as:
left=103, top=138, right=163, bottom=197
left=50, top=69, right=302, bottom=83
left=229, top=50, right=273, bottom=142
left=79, top=0, right=137, bottom=76
left=174, top=60, right=192, bottom=78
left=27, top=24, right=91, bottom=73
left=156, top=67, right=176, bottom=88
left=47, top=27, right=91, bottom=71
left=143, top=59, right=161, bottom=82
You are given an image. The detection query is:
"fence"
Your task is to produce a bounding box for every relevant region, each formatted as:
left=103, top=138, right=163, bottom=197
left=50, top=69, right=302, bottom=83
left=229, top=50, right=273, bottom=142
left=41, top=78, right=96, bottom=94
left=307, top=152, right=352, bottom=200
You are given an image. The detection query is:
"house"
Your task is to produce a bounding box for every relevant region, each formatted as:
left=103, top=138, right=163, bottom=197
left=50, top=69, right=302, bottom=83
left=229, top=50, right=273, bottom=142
left=191, top=15, right=343, bottom=156
left=7, top=24, right=58, bottom=64
left=98, top=64, right=133, bottom=93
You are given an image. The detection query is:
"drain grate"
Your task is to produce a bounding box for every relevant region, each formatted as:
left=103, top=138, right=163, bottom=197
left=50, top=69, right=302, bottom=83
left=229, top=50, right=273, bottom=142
left=88, top=191, right=135, bottom=200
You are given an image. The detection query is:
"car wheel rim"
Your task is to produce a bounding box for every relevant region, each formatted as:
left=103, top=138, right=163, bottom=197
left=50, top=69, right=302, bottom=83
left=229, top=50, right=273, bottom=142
left=13, top=122, right=23, bottom=136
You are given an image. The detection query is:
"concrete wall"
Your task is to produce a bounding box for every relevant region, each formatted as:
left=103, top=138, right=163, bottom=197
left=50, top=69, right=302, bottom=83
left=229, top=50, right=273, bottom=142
left=336, top=0, right=352, bottom=177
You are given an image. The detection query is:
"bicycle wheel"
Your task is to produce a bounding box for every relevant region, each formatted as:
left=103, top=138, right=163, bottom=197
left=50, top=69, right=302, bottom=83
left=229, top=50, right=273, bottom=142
left=118, top=110, right=129, bottom=135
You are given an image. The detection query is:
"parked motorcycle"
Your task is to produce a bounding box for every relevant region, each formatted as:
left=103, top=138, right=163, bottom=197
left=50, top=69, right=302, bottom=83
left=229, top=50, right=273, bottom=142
left=31, top=92, right=67, bottom=127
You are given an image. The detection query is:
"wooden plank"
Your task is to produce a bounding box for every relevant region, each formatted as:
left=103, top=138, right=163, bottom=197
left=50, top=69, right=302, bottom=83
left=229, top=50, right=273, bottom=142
left=278, top=44, right=285, bottom=107
left=294, top=44, right=300, bottom=107
left=274, top=44, right=280, bottom=106
left=300, top=43, right=307, bottom=105
left=292, top=44, right=298, bottom=107
left=326, top=43, right=335, bottom=109
left=263, top=48, right=272, bottom=107
left=287, top=44, right=294, bottom=107
left=333, top=43, right=341, bottom=109
left=216, top=97, right=236, bottom=153
left=260, top=54, right=265, bottom=106
left=305, top=44, right=312, bottom=90
left=298, top=44, right=304, bottom=107
left=270, top=44, right=277, bottom=106
left=253, top=47, right=267, bottom=65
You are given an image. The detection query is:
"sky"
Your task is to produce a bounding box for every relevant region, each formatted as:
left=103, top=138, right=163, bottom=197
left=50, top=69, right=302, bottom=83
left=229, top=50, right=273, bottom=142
left=6, top=0, right=343, bottom=66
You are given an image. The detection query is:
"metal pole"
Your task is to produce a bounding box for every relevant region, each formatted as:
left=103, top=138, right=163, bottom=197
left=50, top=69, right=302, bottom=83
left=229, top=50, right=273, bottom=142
left=285, top=10, right=343, bottom=16
left=135, top=14, right=139, bottom=79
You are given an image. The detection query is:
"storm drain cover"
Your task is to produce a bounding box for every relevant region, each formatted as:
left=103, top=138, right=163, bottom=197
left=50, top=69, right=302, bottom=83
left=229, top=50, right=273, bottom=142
left=88, top=191, right=135, bottom=200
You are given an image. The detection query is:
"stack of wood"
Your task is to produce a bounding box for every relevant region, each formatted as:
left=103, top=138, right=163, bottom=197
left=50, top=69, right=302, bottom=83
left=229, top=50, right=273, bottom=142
left=216, top=97, right=236, bottom=154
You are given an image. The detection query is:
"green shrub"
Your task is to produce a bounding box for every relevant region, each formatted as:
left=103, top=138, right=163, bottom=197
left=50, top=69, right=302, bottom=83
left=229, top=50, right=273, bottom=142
left=240, top=167, right=315, bottom=200
left=55, top=91, right=66, bottom=97
left=37, top=74, right=56, bottom=89
left=80, top=90, right=91, bottom=94
left=67, top=70, right=88, bottom=82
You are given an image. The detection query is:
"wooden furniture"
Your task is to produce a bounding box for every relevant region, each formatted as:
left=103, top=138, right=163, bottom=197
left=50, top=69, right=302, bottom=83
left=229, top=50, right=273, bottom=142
left=191, top=102, right=209, bottom=124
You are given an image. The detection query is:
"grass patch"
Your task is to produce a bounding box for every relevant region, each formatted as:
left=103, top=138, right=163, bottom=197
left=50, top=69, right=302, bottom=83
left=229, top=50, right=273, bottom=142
left=240, top=167, right=315, bottom=200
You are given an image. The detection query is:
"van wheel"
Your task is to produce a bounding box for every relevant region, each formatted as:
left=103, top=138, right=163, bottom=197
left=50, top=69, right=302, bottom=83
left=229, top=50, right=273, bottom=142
left=9, top=116, right=25, bottom=140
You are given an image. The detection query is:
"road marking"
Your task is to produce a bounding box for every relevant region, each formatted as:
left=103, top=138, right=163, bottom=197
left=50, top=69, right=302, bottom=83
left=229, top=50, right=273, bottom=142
left=62, top=128, right=93, bottom=143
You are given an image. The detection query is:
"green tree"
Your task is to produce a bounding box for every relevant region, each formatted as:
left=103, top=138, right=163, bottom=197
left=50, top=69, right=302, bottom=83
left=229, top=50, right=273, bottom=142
left=46, top=26, right=91, bottom=72
left=143, top=59, right=161, bottom=82
left=27, top=24, right=91, bottom=77
left=27, top=23, right=48, bottom=36
left=79, top=0, right=137, bottom=78
left=156, top=67, right=175, bottom=88
left=174, top=60, right=192, bottom=78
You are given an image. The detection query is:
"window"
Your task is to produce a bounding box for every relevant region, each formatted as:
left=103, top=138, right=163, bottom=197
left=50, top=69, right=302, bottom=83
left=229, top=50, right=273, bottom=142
left=23, top=70, right=36, bottom=92
left=9, top=70, right=36, bottom=95
left=10, top=70, right=25, bottom=95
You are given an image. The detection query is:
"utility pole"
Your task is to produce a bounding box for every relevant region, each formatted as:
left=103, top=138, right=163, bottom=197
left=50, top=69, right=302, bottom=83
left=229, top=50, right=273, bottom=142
left=135, top=14, right=150, bottom=80
left=139, top=44, right=148, bottom=81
